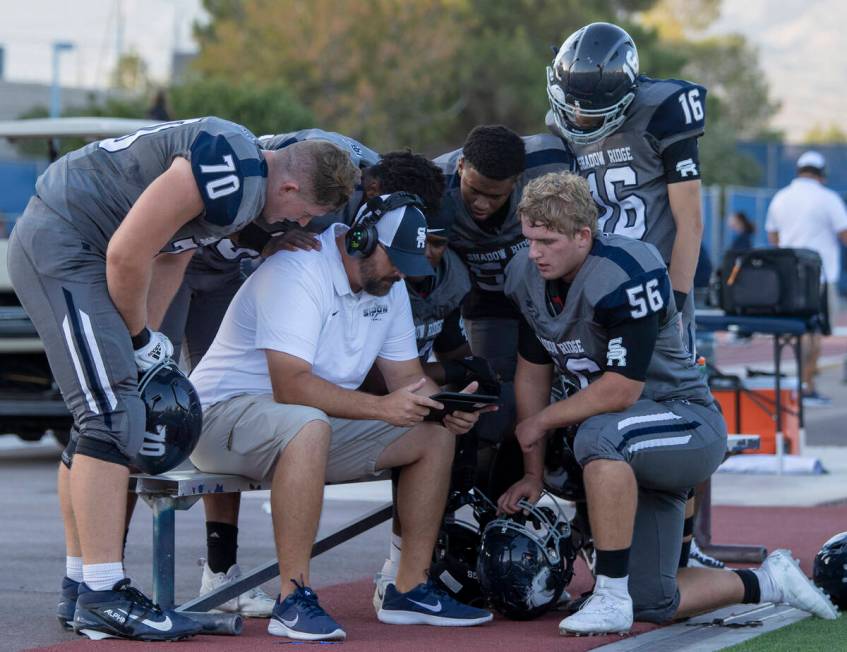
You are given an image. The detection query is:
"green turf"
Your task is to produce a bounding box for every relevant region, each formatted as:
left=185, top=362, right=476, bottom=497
left=725, top=614, right=846, bottom=651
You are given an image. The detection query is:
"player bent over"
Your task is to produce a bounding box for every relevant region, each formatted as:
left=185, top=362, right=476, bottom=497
left=498, top=171, right=837, bottom=636
left=188, top=196, right=493, bottom=641
left=7, top=117, right=358, bottom=640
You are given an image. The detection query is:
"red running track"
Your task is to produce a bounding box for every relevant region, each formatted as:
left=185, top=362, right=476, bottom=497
left=26, top=503, right=847, bottom=652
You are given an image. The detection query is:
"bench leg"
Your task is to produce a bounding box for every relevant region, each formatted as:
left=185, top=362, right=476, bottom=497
left=150, top=496, right=176, bottom=608
left=695, top=478, right=767, bottom=564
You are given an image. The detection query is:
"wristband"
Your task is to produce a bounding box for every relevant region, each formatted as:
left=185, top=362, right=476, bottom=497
left=673, top=290, right=689, bottom=311
left=131, top=327, right=151, bottom=350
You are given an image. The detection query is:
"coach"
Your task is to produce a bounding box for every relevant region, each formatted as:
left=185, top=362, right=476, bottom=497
left=188, top=193, right=493, bottom=641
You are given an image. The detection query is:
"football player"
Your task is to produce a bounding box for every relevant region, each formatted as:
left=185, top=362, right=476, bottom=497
left=7, top=117, right=358, bottom=640
left=499, top=171, right=837, bottom=635
left=546, top=21, right=714, bottom=568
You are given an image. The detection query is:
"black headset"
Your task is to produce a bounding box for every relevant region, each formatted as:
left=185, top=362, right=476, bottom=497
left=345, top=191, right=425, bottom=258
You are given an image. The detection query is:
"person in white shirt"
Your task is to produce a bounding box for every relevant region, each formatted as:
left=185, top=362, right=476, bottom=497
left=189, top=193, right=494, bottom=641
left=765, top=151, right=847, bottom=404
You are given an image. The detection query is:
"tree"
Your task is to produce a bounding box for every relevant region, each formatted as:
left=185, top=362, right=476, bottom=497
left=804, top=123, right=847, bottom=145
left=111, top=52, right=151, bottom=93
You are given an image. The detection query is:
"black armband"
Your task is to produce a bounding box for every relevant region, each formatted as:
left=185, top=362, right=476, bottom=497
left=604, top=313, right=660, bottom=381
left=517, top=314, right=552, bottom=365
left=131, top=327, right=151, bottom=350
left=673, top=290, right=689, bottom=312
left=662, top=137, right=701, bottom=183
left=236, top=222, right=273, bottom=252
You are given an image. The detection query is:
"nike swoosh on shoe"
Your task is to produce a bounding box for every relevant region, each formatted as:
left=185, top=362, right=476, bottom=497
left=280, top=614, right=299, bottom=628
left=408, top=598, right=442, bottom=613
left=118, top=610, right=174, bottom=632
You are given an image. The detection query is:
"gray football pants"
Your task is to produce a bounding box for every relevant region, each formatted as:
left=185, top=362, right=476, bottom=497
left=6, top=197, right=145, bottom=464
left=573, top=398, right=727, bottom=623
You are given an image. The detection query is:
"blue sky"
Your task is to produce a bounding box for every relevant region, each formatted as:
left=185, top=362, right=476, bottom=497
left=0, top=0, right=842, bottom=142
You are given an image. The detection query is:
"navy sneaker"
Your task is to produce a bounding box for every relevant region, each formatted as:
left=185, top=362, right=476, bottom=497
left=378, top=580, right=493, bottom=626
left=57, top=576, right=79, bottom=629
left=267, top=579, right=346, bottom=641
left=72, top=579, right=202, bottom=641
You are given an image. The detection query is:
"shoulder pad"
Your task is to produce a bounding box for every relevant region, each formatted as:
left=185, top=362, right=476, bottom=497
left=644, top=80, right=707, bottom=144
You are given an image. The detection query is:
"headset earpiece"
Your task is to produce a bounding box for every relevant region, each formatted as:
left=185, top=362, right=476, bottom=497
left=345, top=192, right=425, bottom=258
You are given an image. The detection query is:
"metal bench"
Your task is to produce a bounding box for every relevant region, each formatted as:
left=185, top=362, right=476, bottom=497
left=129, top=469, right=392, bottom=609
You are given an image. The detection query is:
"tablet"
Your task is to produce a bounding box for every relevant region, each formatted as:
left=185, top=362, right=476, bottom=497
left=424, top=392, right=499, bottom=422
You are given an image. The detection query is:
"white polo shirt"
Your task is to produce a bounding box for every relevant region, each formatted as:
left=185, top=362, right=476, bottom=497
left=190, top=223, right=418, bottom=407
left=765, top=177, right=847, bottom=282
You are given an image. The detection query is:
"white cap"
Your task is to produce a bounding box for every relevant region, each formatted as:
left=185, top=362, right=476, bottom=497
left=797, top=150, right=826, bottom=172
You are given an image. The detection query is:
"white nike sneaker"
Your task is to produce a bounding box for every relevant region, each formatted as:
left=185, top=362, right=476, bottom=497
left=688, top=539, right=725, bottom=569
left=762, top=549, right=838, bottom=620
left=558, top=577, right=633, bottom=636
left=372, top=558, right=397, bottom=613
left=199, top=560, right=275, bottom=618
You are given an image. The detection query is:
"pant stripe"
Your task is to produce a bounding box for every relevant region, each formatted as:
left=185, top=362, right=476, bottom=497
left=78, top=310, right=118, bottom=411
left=617, top=411, right=681, bottom=431
left=62, top=288, right=113, bottom=427
left=61, top=316, right=98, bottom=414
left=616, top=421, right=701, bottom=452
left=628, top=434, right=692, bottom=454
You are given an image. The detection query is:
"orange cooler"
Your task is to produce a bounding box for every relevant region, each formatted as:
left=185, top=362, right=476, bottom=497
left=710, top=376, right=800, bottom=454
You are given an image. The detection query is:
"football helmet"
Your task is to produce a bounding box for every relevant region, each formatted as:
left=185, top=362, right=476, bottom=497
left=431, top=489, right=497, bottom=606
left=814, top=532, right=847, bottom=608
left=130, top=361, right=203, bottom=475
left=547, top=22, right=639, bottom=145
left=544, top=426, right=585, bottom=503
left=477, top=495, right=576, bottom=620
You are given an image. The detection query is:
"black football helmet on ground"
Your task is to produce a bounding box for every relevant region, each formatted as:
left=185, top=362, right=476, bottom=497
left=547, top=22, right=639, bottom=145
left=131, top=361, right=203, bottom=475
left=431, top=488, right=497, bottom=606
left=477, top=496, right=576, bottom=620
left=814, top=532, right=847, bottom=608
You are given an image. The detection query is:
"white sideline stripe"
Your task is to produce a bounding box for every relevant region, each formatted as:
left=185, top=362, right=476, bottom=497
left=62, top=316, right=98, bottom=414
left=617, top=411, right=682, bottom=431
left=78, top=310, right=118, bottom=411
left=628, top=434, right=692, bottom=453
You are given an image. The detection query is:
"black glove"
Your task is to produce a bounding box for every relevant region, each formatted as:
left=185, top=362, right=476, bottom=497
left=442, top=356, right=501, bottom=396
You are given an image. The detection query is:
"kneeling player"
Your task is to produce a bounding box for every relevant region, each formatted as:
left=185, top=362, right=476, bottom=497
left=498, top=171, right=837, bottom=635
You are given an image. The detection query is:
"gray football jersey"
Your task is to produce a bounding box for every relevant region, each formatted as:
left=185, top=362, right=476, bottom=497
left=505, top=233, right=711, bottom=405
left=547, top=77, right=707, bottom=262
left=408, top=249, right=471, bottom=360
left=36, top=117, right=267, bottom=255
left=194, top=129, right=377, bottom=271
left=435, top=134, right=574, bottom=318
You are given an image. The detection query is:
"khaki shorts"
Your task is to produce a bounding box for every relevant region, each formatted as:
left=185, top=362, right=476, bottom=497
left=190, top=394, right=410, bottom=482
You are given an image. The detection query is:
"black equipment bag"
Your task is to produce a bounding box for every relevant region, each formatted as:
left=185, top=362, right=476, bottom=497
left=719, top=247, right=822, bottom=316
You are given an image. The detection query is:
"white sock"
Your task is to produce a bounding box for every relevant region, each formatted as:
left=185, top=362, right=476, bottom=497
left=752, top=567, right=783, bottom=603
left=66, top=556, right=83, bottom=583
left=83, top=562, right=125, bottom=592
left=595, top=574, right=631, bottom=599
left=389, top=534, right=402, bottom=567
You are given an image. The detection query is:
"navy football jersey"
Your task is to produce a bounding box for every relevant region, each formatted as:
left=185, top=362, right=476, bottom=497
left=36, top=117, right=267, bottom=255
left=547, top=77, right=706, bottom=262
left=434, top=134, right=575, bottom=319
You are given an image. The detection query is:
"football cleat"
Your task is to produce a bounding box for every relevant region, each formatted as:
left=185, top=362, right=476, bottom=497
left=57, top=576, right=80, bottom=629
left=378, top=580, right=493, bottom=626
left=558, top=576, right=633, bottom=636
left=764, top=549, right=838, bottom=620
left=267, top=580, right=346, bottom=641
left=688, top=539, right=725, bottom=569
left=72, top=579, right=201, bottom=641
left=199, top=560, right=275, bottom=617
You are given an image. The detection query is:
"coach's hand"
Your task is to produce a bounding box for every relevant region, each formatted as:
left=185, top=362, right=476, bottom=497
left=497, top=473, right=543, bottom=514
left=263, top=228, right=321, bottom=256
left=515, top=414, right=547, bottom=453
left=133, top=329, right=173, bottom=371
left=443, top=381, right=498, bottom=435
left=380, top=378, right=443, bottom=427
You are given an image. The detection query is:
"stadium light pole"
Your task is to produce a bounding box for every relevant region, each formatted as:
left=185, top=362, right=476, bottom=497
left=50, top=41, right=75, bottom=118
